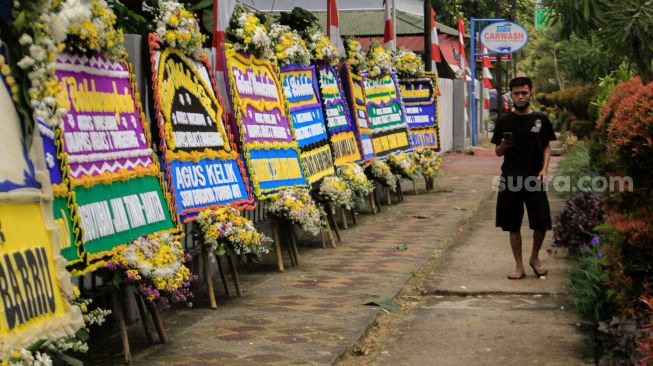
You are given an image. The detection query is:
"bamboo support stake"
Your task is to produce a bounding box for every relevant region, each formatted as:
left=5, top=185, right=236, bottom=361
left=341, top=207, right=348, bottom=229
left=272, top=223, right=285, bottom=272
left=351, top=209, right=357, bottom=225
left=201, top=245, right=217, bottom=310
left=215, top=255, right=230, bottom=296
left=226, top=255, right=242, bottom=297
left=327, top=205, right=342, bottom=241
left=386, top=188, right=392, bottom=206
left=134, top=292, right=154, bottom=344
left=287, top=222, right=300, bottom=266
left=147, top=302, right=168, bottom=344
left=373, top=189, right=382, bottom=212
left=112, top=288, right=131, bottom=363
left=320, top=229, right=327, bottom=248
left=369, top=192, right=377, bottom=213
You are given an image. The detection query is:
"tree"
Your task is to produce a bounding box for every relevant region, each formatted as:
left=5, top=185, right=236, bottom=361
left=520, top=23, right=626, bottom=92
left=545, top=0, right=653, bottom=83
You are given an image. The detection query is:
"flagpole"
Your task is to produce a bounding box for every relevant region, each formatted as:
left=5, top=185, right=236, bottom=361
left=424, top=0, right=432, bottom=71
left=392, top=0, right=396, bottom=48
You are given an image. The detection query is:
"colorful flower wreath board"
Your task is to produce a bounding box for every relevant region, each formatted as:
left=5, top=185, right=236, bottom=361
left=41, top=52, right=178, bottom=271
left=317, top=65, right=362, bottom=166
left=280, top=64, right=335, bottom=184
left=0, top=50, right=83, bottom=355
left=38, top=121, right=79, bottom=263
left=342, top=62, right=375, bottom=161
left=149, top=35, right=254, bottom=222
left=398, top=72, right=441, bottom=151
left=362, top=71, right=411, bottom=157
left=224, top=46, right=308, bottom=197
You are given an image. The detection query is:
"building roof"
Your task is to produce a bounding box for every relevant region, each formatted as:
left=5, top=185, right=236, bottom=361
left=262, top=10, right=459, bottom=37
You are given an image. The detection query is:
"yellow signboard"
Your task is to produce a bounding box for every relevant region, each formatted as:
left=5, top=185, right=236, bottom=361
left=0, top=203, right=83, bottom=355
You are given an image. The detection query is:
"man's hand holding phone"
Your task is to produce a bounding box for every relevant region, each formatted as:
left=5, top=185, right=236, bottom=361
left=501, top=132, right=515, bottom=147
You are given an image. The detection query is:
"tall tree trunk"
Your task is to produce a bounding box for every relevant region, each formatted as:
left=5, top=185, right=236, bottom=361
left=552, top=47, right=565, bottom=89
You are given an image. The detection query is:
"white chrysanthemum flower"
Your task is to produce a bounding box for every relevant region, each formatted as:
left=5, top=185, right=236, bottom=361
left=17, top=56, right=35, bottom=69
left=19, top=34, right=33, bottom=45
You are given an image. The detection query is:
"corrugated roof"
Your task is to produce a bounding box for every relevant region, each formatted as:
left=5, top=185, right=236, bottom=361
left=264, top=10, right=459, bottom=37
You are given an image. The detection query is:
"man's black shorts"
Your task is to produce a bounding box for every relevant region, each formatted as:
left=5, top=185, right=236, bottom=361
left=496, top=179, right=552, bottom=232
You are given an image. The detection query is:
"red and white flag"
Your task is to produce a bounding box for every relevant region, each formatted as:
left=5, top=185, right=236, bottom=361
left=383, top=0, right=395, bottom=51
left=430, top=8, right=442, bottom=67
left=457, top=18, right=467, bottom=81
left=482, top=46, right=493, bottom=89
left=327, top=0, right=346, bottom=56
left=213, top=0, right=236, bottom=112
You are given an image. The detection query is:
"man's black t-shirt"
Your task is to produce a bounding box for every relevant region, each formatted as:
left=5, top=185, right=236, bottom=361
left=491, top=111, right=556, bottom=177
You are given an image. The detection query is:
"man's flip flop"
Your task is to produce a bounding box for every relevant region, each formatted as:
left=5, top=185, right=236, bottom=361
left=529, top=262, right=548, bottom=277
left=507, top=273, right=526, bottom=280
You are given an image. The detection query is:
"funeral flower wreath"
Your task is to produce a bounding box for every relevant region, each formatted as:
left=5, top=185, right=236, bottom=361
left=195, top=206, right=271, bottom=261
left=264, top=187, right=326, bottom=236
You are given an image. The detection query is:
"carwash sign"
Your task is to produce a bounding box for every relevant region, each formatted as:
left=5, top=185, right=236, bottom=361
left=480, top=21, right=528, bottom=54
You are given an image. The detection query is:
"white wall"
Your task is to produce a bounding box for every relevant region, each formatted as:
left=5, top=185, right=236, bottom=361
left=437, top=78, right=454, bottom=153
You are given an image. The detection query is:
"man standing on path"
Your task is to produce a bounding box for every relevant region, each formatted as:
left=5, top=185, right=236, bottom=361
left=491, top=76, right=556, bottom=280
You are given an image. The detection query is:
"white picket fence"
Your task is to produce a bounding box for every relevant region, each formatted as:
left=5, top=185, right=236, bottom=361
left=437, top=78, right=454, bottom=153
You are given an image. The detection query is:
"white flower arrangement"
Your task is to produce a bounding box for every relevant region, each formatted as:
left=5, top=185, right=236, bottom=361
left=264, top=188, right=326, bottom=236
left=337, top=163, right=374, bottom=197
left=388, top=152, right=421, bottom=181
left=10, top=0, right=124, bottom=127
left=268, top=24, right=311, bottom=66
left=226, top=4, right=273, bottom=59
left=367, top=42, right=393, bottom=77
left=413, top=149, right=442, bottom=178
left=195, top=206, right=271, bottom=259
left=345, top=38, right=368, bottom=73
left=367, top=158, right=397, bottom=190
left=154, top=0, right=207, bottom=58
left=304, top=26, right=340, bottom=66
left=6, top=349, right=52, bottom=366
left=394, top=48, right=425, bottom=77
left=318, top=175, right=355, bottom=210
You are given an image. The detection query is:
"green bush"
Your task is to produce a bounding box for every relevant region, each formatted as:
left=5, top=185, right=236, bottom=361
left=569, top=119, right=594, bottom=138
left=554, top=141, right=591, bottom=199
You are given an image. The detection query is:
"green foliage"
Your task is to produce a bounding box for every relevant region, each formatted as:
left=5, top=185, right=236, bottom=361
left=279, top=7, right=319, bottom=34
left=544, top=0, right=653, bottom=83
left=554, top=141, right=592, bottom=199
left=521, top=23, right=624, bottom=91
left=568, top=235, right=611, bottom=326
left=109, top=1, right=150, bottom=34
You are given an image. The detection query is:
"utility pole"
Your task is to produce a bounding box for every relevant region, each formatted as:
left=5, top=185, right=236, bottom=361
left=424, top=0, right=432, bottom=71
left=494, top=0, right=504, bottom=118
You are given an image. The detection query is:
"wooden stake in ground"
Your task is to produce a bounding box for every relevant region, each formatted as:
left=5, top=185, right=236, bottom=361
left=272, top=222, right=285, bottom=272
left=327, top=204, right=342, bottom=241
left=112, top=287, right=131, bottom=363
left=215, top=255, right=230, bottom=296
left=201, top=244, right=217, bottom=309
left=147, top=301, right=168, bottom=343
left=341, top=207, right=348, bottom=229
left=134, top=291, right=154, bottom=344
left=226, top=255, right=242, bottom=296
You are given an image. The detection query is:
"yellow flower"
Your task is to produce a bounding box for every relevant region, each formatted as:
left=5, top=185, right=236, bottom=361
left=166, top=32, right=177, bottom=43
left=168, top=14, right=179, bottom=27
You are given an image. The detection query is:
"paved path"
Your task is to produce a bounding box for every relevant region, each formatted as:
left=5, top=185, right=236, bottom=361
left=92, top=155, right=498, bottom=365
left=371, top=155, right=594, bottom=366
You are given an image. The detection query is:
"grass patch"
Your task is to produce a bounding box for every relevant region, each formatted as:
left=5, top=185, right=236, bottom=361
left=554, top=141, right=591, bottom=199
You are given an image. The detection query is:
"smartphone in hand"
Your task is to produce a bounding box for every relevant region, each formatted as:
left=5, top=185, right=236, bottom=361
left=502, top=131, right=514, bottom=145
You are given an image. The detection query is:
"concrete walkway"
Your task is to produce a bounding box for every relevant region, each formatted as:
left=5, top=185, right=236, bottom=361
left=371, top=193, right=593, bottom=366
left=90, top=151, right=593, bottom=365
left=91, top=155, right=499, bottom=365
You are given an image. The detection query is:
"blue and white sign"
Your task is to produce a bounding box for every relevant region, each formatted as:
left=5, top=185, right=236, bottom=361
left=480, top=21, right=528, bottom=54
left=169, top=159, right=248, bottom=220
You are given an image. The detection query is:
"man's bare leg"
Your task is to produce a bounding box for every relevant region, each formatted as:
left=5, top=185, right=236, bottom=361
left=529, top=229, right=547, bottom=275
left=508, top=231, right=525, bottom=278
